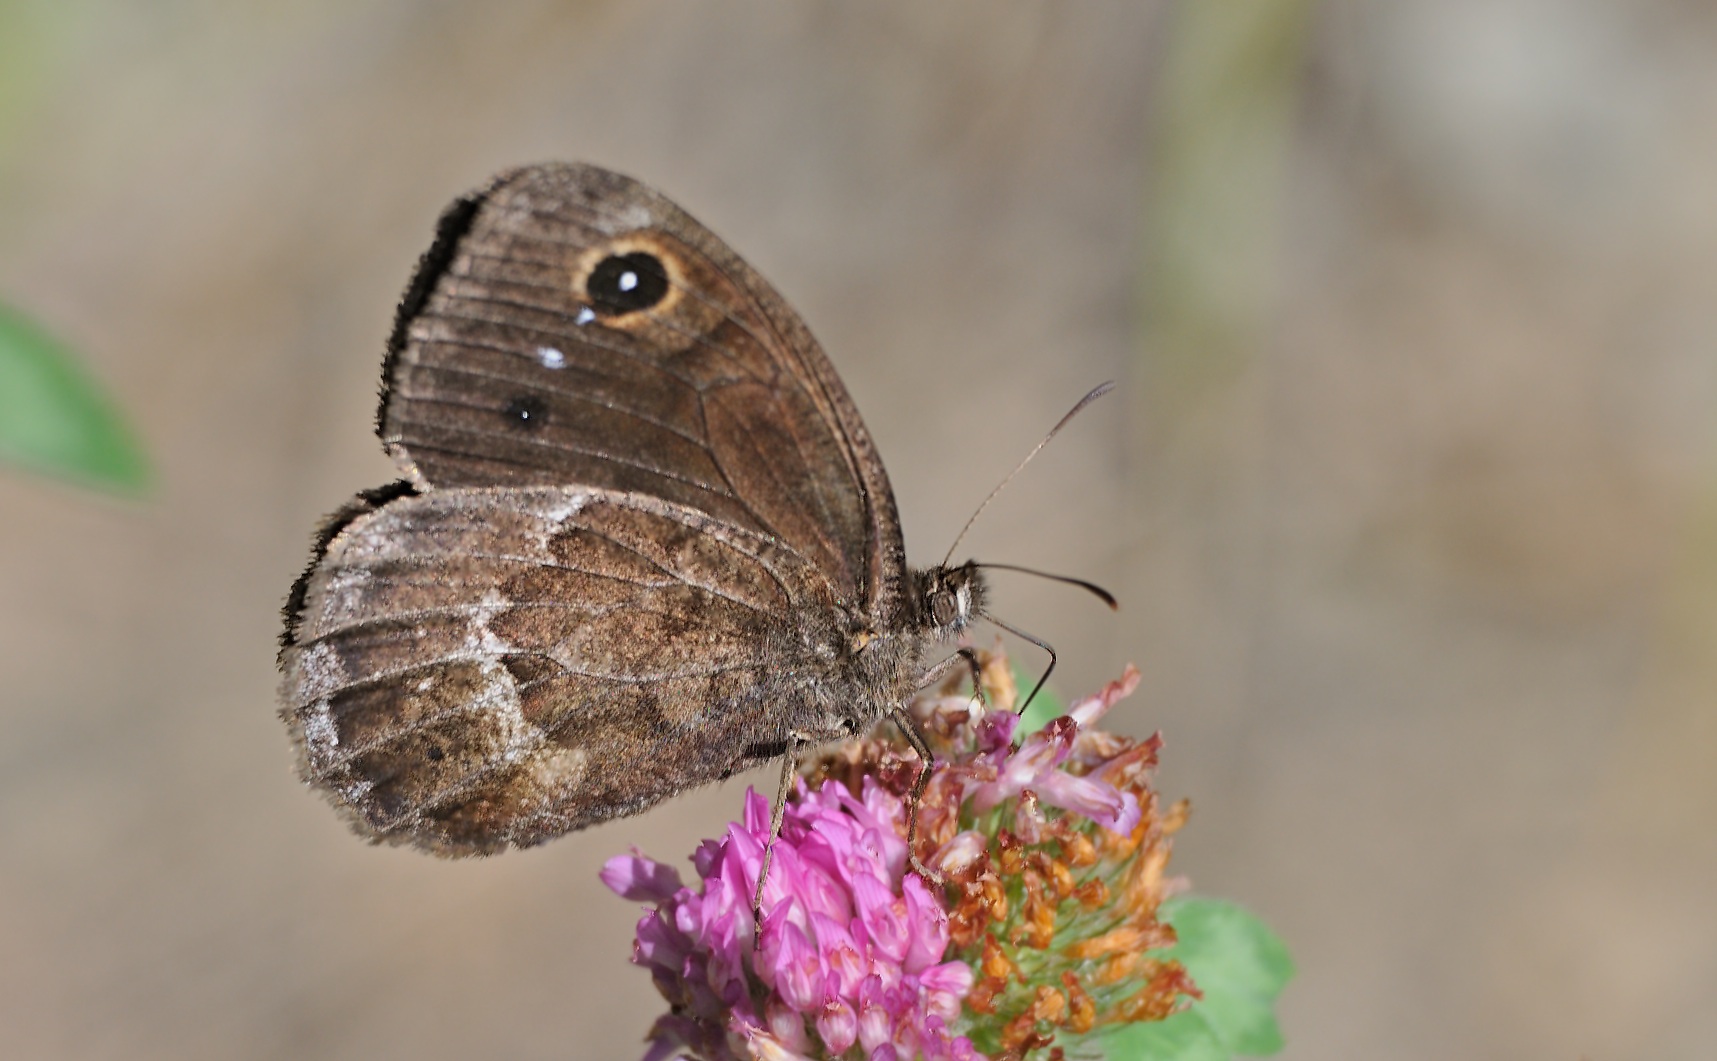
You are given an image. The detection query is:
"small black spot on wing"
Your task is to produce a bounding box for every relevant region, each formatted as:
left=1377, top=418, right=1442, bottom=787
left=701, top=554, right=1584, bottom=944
left=501, top=395, right=549, bottom=429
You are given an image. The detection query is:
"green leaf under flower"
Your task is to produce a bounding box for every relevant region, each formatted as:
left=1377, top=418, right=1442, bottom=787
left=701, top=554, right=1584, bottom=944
left=1100, top=897, right=1292, bottom=1060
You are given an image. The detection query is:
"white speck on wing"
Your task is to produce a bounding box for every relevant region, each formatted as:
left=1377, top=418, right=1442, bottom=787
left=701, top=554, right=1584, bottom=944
left=537, top=346, right=566, bottom=369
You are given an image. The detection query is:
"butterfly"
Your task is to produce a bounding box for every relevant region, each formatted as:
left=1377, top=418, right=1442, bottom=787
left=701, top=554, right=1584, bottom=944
left=278, top=163, right=1107, bottom=874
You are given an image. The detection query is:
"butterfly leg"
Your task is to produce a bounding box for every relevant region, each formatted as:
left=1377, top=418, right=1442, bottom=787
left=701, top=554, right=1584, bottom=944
left=888, top=705, right=946, bottom=887
left=915, top=645, right=986, bottom=708
left=752, top=735, right=803, bottom=949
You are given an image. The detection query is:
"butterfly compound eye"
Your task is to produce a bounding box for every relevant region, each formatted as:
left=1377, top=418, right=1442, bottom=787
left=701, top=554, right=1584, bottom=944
left=930, top=588, right=959, bottom=628
left=587, top=251, right=669, bottom=315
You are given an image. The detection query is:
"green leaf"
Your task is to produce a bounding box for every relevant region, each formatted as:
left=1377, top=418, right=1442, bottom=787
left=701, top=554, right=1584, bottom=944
left=1102, top=897, right=1294, bottom=1060
left=1102, top=1007, right=1228, bottom=1061
left=0, top=301, right=150, bottom=492
left=1162, top=897, right=1294, bottom=1054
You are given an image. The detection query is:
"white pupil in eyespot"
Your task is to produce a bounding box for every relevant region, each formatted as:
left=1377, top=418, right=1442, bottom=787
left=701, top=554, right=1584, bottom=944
left=618, top=271, right=638, bottom=292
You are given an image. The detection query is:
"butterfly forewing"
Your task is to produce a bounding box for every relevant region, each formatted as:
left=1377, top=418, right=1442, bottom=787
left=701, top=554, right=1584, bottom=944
left=378, top=164, right=902, bottom=613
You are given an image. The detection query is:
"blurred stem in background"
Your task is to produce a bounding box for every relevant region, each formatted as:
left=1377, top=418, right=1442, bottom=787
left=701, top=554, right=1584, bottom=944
left=1612, top=488, right=1717, bottom=847
left=1125, top=0, right=1316, bottom=746
left=0, top=1, right=150, bottom=493
left=0, top=1, right=66, bottom=153
left=0, top=0, right=93, bottom=171
left=1137, top=0, right=1316, bottom=439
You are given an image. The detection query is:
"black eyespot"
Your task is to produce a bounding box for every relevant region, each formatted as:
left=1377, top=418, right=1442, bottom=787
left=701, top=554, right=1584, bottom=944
left=426, top=744, right=445, bottom=762
left=502, top=395, right=547, bottom=429
left=587, top=252, right=669, bottom=314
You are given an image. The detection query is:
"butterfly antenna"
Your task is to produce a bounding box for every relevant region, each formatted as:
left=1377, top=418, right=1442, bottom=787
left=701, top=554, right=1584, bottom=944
left=974, top=562, right=1119, bottom=610
left=940, top=381, right=1116, bottom=568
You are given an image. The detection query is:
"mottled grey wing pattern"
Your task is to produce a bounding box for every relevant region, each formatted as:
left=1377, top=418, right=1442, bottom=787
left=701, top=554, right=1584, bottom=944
left=283, top=485, right=841, bottom=854
left=379, top=163, right=905, bottom=618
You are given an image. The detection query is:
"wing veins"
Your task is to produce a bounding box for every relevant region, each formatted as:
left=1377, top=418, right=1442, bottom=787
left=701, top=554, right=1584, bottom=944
left=487, top=192, right=881, bottom=603
left=412, top=305, right=697, bottom=388
left=409, top=292, right=854, bottom=557
left=400, top=353, right=708, bottom=448
left=389, top=415, right=739, bottom=498
left=393, top=393, right=719, bottom=483
left=427, top=287, right=759, bottom=382
left=304, top=651, right=760, bottom=755
left=304, top=644, right=760, bottom=775
left=302, top=591, right=776, bottom=648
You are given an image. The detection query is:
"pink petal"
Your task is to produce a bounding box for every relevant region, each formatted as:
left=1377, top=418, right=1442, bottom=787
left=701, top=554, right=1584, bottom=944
left=899, top=874, right=950, bottom=973
left=632, top=910, right=688, bottom=971
left=739, top=1024, right=818, bottom=1061
left=1038, top=773, right=1140, bottom=834
left=600, top=853, right=684, bottom=903
left=793, top=862, right=852, bottom=924
left=819, top=937, right=868, bottom=998
left=765, top=1000, right=813, bottom=1054
left=770, top=921, right=821, bottom=1013
left=691, top=838, right=723, bottom=880
left=807, top=909, right=857, bottom=956
left=850, top=873, right=909, bottom=965
left=1067, top=663, right=1141, bottom=727
left=974, top=711, right=1018, bottom=754
left=931, top=831, right=987, bottom=876
left=743, top=787, right=773, bottom=835
left=919, top=960, right=975, bottom=1007
left=948, top=1036, right=982, bottom=1061
left=857, top=975, right=894, bottom=1053
left=815, top=998, right=859, bottom=1054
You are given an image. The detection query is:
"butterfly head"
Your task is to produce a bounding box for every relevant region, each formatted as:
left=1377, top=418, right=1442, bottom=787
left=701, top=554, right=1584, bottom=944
left=919, top=561, right=988, bottom=639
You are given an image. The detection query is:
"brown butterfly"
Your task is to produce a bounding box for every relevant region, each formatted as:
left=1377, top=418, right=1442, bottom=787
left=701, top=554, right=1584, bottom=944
left=279, top=163, right=1107, bottom=872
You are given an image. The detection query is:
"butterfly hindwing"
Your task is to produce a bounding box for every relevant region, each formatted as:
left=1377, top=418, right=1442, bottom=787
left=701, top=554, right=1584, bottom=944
left=281, top=485, right=842, bottom=853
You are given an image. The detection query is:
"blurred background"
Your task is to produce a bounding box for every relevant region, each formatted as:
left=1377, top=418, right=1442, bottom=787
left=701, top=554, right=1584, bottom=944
left=2, top=2, right=1714, bottom=1058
